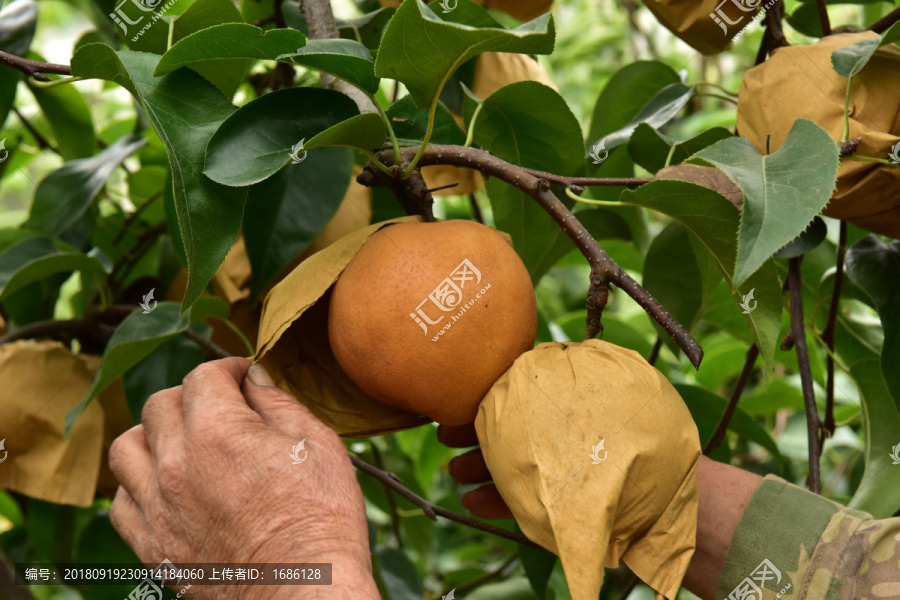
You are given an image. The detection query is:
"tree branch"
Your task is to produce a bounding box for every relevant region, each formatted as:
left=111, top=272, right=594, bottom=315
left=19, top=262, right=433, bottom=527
left=814, top=0, right=832, bottom=36
left=183, top=328, right=231, bottom=360
left=359, top=145, right=704, bottom=369
left=820, top=221, right=847, bottom=447
left=869, top=6, right=900, bottom=33
left=0, top=317, right=114, bottom=347
left=789, top=257, right=821, bottom=494
left=300, top=0, right=377, bottom=114
left=703, top=344, right=759, bottom=455
left=0, top=51, right=71, bottom=82
left=349, top=454, right=547, bottom=552
left=522, top=168, right=651, bottom=188
left=12, top=106, right=58, bottom=153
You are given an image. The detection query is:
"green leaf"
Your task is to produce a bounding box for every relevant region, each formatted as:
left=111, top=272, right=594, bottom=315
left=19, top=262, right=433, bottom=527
left=0, top=0, right=37, bottom=57
left=690, top=119, right=840, bottom=287
left=24, top=135, right=146, bottom=237
left=244, top=146, right=353, bottom=297
left=621, top=180, right=783, bottom=372
left=65, top=297, right=229, bottom=436
left=773, top=216, right=827, bottom=259
left=831, top=23, right=900, bottom=79
left=155, top=23, right=307, bottom=76
left=72, top=46, right=248, bottom=311
left=27, top=72, right=96, bottom=160
left=304, top=113, right=387, bottom=153
left=278, top=38, right=380, bottom=94
left=374, top=547, right=424, bottom=600
left=468, top=81, right=584, bottom=282
left=122, top=327, right=208, bottom=423
left=643, top=222, right=719, bottom=336
left=519, top=545, right=556, bottom=599
left=337, top=6, right=396, bottom=49
left=845, top=235, right=900, bottom=407
left=374, top=0, right=554, bottom=108
left=595, top=82, right=694, bottom=151
left=386, top=95, right=466, bottom=146
left=0, top=236, right=108, bottom=301
left=627, top=124, right=734, bottom=174
left=204, top=87, right=364, bottom=187
left=676, top=384, right=785, bottom=468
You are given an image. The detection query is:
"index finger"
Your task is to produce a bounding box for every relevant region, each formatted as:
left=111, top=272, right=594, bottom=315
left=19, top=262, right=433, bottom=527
left=437, top=423, right=480, bottom=448
left=181, top=357, right=253, bottom=423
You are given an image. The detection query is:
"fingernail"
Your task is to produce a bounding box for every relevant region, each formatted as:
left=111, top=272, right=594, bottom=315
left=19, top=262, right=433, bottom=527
left=247, top=363, right=275, bottom=387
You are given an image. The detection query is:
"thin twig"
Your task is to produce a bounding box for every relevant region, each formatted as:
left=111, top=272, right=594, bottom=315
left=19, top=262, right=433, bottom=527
left=704, top=345, right=759, bottom=454
left=789, top=257, right=821, bottom=494
left=349, top=454, right=547, bottom=551
left=301, top=0, right=377, bottom=113
left=469, top=193, right=484, bottom=224
left=869, top=6, right=900, bottom=33
left=647, top=336, right=662, bottom=366
left=814, top=0, right=832, bottom=36
left=182, top=328, right=230, bottom=360
left=112, top=191, right=164, bottom=246
left=369, top=442, right=404, bottom=548
left=820, top=221, right=847, bottom=448
left=109, top=222, right=168, bottom=287
left=0, top=317, right=114, bottom=346
left=445, top=556, right=517, bottom=597
left=360, top=145, right=704, bottom=369
left=0, top=51, right=71, bottom=82
left=522, top=168, right=651, bottom=188
left=12, top=106, right=58, bottom=153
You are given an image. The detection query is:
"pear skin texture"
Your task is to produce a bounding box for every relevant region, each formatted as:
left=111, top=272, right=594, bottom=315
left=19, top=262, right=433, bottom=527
left=328, top=220, right=537, bottom=426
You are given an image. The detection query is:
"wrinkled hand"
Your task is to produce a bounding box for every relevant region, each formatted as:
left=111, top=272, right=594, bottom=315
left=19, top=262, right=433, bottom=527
left=109, top=358, right=379, bottom=600
left=438, top=423, right=513, bottom=520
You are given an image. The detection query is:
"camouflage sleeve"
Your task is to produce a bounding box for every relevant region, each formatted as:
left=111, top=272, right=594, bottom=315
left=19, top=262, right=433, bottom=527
left=713, top=474, right=900, bottom=600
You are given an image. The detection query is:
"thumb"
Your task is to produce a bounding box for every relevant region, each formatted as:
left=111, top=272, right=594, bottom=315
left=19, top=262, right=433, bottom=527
left=242, top=363, right=320, bottom=437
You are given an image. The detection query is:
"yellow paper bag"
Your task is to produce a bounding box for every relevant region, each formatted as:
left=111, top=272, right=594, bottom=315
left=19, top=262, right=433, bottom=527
left=255, top=218, right=432, bottom=437
left=737, top=32, right=900, bottom=238
left=476, top=340, right=700, bottom=600
left=642, top=0, right=759, bottom=55
left=0, top=341, right=108, bottom=507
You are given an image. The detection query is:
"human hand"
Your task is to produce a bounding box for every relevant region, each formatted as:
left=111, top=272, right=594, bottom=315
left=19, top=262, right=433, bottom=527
left=438, top=423, right=513, bottom=520
left=109, top=357, right=379, bottom=600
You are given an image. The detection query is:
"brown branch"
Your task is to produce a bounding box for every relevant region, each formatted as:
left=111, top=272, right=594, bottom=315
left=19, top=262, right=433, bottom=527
left=765, top=1, right=788, bottom=48
left=869, top=6, right=900, bottom=33
left=0, top=317, right=114, bottom=346
left=182, top=328, right=231, bottom=360
left=112, top=191, right=164, bottom=246
left=301, top=0, right=377, bottom=113
left=349, top=454, right=547, bottom=552
left=0, top=51, right=71, bottom=82
left=703, top=344, right=759, bottom=455
left=445, top=555, right=517, bottom=597
left=469, top=193, right=484, bottom=224
left=369, top=441, right=404, bottom=548
left=814, top=0, right=832, bottom=36
left=615, top=573, right=641, bottom=600
left=360, top=145, right=704, bottom=369
left=788, top=257, right=821, bottom=494
left=522, top=167, right=651, bottom=188
left=109, top=222, right=168, bottom=287
left=647, top=336, right=662, bottom=366
left=0, top=550, right=36, bottom=600
left=12, top=106, right=58, bottom=153
left=820, top=221, right=847, bottom=447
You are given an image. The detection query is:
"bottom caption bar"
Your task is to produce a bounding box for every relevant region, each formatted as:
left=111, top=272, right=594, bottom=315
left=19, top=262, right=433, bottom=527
left=15, top=560, right=333, bottom=586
